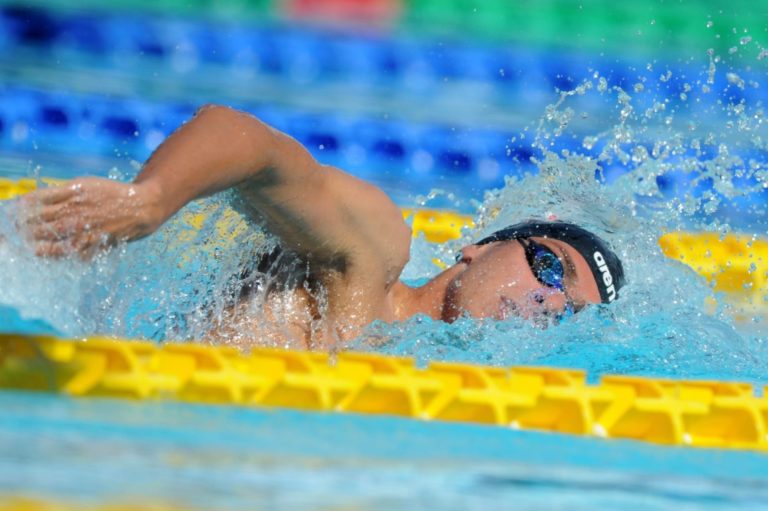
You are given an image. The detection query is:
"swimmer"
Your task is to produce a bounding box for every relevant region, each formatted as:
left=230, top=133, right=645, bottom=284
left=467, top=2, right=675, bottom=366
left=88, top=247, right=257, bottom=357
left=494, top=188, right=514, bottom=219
left=18, top=105, right=625, bottom=348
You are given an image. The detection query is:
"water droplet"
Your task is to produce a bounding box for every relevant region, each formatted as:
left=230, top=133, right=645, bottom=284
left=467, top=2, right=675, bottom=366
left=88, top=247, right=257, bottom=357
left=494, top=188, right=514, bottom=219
left=706, top=20, right=713, bottom=28
left=726, top=72, right=745, bottom=89
left=740, top=36, right=752, bottom=45
left=107, top=167, right=124, bottom=181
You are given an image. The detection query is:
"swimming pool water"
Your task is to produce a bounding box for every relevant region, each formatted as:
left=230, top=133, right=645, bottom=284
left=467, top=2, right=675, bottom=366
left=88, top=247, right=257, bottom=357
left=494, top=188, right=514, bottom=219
left=2, top=391, right=768, bottom=510
left=1, top=2, right=768, bottom=509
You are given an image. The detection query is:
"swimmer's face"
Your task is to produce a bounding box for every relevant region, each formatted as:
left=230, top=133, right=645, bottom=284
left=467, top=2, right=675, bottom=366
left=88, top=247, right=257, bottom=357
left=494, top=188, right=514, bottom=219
left=443, top=237, right=601, bottom=322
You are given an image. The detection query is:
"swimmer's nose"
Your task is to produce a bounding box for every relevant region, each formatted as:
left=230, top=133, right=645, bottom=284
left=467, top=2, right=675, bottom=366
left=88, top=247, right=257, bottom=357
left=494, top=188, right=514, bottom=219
left=455, top=244, right=486, bottom=264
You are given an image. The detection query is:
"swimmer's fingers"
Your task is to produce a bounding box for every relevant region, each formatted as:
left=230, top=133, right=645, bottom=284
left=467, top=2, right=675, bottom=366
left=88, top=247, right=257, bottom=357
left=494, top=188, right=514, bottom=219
left=30, top=223, right=66, bottom=242
left=34, top=240, right=70, bottom=259
left=29, top=213, right=101, bottom=241
left=15, top=199, right=69, bottom=237
left=34, top=231, right=112, bottom=260
left=29, top=204, right=68, bottom=224
left=20, top=183, right=78, bottom=207
left=74, top=230, right=115, bottom=259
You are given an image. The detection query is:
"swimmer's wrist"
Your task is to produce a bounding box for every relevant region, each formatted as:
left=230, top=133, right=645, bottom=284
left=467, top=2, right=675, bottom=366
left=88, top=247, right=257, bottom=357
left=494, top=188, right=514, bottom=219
left=134, top=181, right=169, bottom=234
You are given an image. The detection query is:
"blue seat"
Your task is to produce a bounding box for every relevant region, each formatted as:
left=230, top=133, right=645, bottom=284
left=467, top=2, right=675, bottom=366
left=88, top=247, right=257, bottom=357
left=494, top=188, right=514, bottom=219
left=223, top=27, right=266, bottom=75
left=268, top=28, right=329, bottom=84
left=346, top=117, right=421, bottom=175
left=101, top=116, right=139, bottom=139
left=325, top=34, right=387, bottom=85
left=419, top=126, right=475, bottom=174
left=38, top=104, right=69, bottom=129
left=448, top=45, right=502, bottom=83
left=101, top=15, right=165, bottom=59
left=189, top=24, right=230, bottom=65
left=0, top=88, right=39, bottom=144
left=282, top=111, right=345, bottom=159
left=58, top=13, right=106, bottom=54
left=495, top=48, right=545, bottom=91
left=400, top=41, right=443, bottom=92
left=544, top=57, right=581, bottom=92
left=246, top=26, right=285, bottom=76
left=1, top=5, right=59, bottom=48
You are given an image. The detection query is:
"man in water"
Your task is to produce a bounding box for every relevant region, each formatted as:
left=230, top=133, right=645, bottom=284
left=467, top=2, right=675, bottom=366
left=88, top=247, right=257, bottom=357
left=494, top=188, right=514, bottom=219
left=19, top=105, right=625, bottom=349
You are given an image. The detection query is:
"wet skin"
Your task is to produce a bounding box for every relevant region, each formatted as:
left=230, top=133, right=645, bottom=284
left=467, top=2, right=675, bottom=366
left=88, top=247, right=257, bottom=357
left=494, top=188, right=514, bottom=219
left=438, top=237, right=602, bottom=322
left=17, top=105, right=604, bottom=349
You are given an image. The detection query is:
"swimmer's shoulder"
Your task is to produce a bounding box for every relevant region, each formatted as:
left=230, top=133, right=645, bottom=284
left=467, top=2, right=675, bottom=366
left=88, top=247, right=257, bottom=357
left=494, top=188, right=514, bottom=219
left=322, top=165, right=412, bottom=286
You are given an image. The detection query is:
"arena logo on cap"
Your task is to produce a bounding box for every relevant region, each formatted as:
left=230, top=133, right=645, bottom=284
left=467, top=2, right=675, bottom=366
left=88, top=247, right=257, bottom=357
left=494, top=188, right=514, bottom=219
left=593, top=251, right=617, bottom=302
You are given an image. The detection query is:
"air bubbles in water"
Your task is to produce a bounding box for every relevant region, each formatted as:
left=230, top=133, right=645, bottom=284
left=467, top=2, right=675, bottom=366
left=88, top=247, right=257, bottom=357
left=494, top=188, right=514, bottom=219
left=1, top=39, right=767, bottom=383
left=360, top=48, right=768, bottom=383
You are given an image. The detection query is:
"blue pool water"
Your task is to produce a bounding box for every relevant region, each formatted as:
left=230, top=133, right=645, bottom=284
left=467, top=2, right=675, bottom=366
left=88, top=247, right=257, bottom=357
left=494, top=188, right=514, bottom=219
left=1, top=3, right=768, bottom=509
left=2, top=391, right=768, bottom=510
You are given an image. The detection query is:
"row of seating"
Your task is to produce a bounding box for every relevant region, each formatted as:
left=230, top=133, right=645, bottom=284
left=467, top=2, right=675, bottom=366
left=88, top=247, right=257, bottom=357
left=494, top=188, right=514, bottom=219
left=4, top=0, right=761, bottom=59
left=0, top=86, right=532, bottom=187
left=0, top=5, right=760, bottom=107
left=3, top=85, right=766, bottom=216
left=403, top=0, right=762, bottom=56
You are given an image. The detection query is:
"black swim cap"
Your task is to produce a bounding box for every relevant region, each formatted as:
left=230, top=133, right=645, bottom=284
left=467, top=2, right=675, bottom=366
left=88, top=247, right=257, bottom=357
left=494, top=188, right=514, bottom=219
left=474, top=220, right=625, bottom=304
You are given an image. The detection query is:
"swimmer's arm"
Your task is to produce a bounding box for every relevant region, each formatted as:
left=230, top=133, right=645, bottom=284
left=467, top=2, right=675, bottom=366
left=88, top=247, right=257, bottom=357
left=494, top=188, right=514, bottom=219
left=138, top=105, right=410, bottom=266
left=132, top=104, right=288, bottom=225
left=20, top=105, right=285, bottom=256
left=23, top=105, right=411, bottom=272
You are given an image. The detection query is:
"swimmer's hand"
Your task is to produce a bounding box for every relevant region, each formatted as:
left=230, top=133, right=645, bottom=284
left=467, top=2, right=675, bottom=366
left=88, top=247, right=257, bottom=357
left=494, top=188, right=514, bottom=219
left=18, top=177, right=162, bottom=258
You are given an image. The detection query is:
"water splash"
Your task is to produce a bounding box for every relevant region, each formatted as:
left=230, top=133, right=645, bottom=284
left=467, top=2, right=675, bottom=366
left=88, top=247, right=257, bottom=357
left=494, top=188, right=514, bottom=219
left=0, top=48, right=767, bottom=382
left=357, top=52, right=768, bottom=383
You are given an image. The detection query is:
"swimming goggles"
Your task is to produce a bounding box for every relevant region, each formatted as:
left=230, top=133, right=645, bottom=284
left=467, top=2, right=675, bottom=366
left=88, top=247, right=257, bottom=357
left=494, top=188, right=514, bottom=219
left=518, top=238, right=565, bottom=291
left=519, top=238, right=575, bottom=319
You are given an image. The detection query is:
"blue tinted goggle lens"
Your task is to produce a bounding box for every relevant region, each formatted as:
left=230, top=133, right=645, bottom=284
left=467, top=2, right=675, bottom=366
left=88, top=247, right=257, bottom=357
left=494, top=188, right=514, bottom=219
left=521, top=238, right=565, bottom=290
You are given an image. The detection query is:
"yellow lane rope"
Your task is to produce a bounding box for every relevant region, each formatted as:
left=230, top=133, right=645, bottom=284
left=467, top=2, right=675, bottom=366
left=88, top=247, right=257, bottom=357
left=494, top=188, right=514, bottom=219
left=0, top=498, right=180, bottom=511
left=1, top=178, right=767, bottom=453
left=3, top=178, right=766, bottom=301
left=1, top=334, right=767, bottom=451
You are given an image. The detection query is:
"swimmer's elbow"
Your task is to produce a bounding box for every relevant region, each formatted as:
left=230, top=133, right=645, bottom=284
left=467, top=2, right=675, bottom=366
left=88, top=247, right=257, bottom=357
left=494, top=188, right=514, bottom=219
left=193, top=104, right=271, bottom=130
left=192, top=104, right=316, bottom=181
left=192, top=104, right=276, bottom=153
left=193, top=103, right=233, bottom=120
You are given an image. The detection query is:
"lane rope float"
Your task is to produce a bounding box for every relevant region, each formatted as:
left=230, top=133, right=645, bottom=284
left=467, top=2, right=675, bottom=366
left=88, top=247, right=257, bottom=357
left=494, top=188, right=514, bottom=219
left=1, top=333, right=767, bottom=451
left=1, top=178, right=767, bottom=452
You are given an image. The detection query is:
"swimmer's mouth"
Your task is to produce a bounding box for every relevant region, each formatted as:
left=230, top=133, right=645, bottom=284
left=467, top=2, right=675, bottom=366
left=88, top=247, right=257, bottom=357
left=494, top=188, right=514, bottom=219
left=497, top=296, right=519, bottom=320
